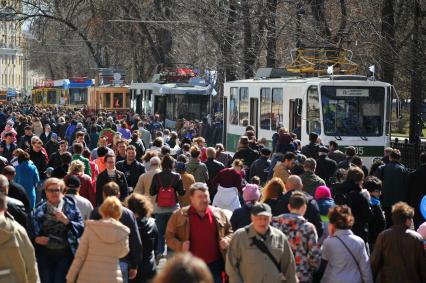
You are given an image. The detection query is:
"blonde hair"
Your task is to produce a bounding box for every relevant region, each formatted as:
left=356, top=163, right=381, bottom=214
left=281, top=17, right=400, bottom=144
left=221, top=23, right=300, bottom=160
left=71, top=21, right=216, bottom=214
left=99, top=196, right=123, bottom=220
left=44, top=177, right=65, bottom=191
left=68, top=160, right=85, bottom=175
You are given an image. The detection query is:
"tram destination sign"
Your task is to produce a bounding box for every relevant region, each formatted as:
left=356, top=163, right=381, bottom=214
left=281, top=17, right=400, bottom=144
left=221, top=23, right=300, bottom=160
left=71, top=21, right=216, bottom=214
left=336, top=89, right=369, bottom=97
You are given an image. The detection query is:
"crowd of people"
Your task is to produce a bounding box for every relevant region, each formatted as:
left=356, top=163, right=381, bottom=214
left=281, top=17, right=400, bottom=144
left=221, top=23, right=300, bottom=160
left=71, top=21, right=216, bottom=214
left=0, top=103, right=425, bottom=283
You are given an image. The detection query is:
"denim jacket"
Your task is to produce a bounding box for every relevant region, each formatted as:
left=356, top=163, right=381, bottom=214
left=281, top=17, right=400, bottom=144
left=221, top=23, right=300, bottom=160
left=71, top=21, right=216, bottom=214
left=27, top=195, right=84, bottom=255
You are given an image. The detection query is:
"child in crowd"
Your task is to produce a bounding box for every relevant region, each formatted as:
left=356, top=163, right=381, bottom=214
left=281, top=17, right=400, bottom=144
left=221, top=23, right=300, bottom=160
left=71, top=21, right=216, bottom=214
left=314, top=185, right=335, bottom=244
left=364, top=175, right=386, bottom=252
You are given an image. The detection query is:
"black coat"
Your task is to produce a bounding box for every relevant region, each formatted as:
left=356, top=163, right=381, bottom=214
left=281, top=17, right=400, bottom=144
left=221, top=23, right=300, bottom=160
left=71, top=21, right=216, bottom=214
left=116, top=160, right=146, bottom=189
left=230, top=204, right=253, bottom=231
left=407, top=164, right=426, bottom=228
left=0, top=141, right=17, bottom=162
left=8, top=180, right=30, bottom=212
left=233, top=146, right=259, bottom=168
left=29, top=149, right=47, bottom=180
left=333, top=181, right=374, bottom=242
left=6, top=197, right=27, bottom=228
left=150, top=170, right=185, bottom=203
left=205, top=158, right=225, bottom=198
left=275, top=190, right=324, bottom=237
left=96, top=169, right=129, bottom=205
left=315, top=155, right=337, bottom=183
left=249, top=156, right=270, bottom=185
left=39, top=132, right=52, bottom=146
left=132, top=217, right=158, bottom=282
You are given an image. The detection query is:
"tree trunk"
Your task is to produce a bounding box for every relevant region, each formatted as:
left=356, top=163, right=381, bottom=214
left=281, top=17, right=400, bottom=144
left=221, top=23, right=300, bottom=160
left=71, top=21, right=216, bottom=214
left=380, top=0, right=395, bottom=84
left=409, top=0, right=423, bottom=142
left=221, top=0, right=237, bottom=81
left=241, top=0, right=255, bottom=78
left=266, top=0, right=278, bottom=67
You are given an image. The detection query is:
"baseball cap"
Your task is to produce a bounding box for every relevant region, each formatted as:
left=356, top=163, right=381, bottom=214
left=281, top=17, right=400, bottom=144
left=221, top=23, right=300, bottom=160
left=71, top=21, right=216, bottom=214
left=65, top=175, right=81, bottom=189
left=251, top=203, right=272, bottom=217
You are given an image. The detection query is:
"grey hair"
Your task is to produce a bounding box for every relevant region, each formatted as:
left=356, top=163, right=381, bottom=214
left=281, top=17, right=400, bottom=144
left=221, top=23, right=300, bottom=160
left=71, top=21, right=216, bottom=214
left=303, top=158, right=317, bottom=171
left=189, top=182, right=209, bottom=197
left=286, top=175, right=303, bottom=190
left=149, top=156, right=161, bottom=167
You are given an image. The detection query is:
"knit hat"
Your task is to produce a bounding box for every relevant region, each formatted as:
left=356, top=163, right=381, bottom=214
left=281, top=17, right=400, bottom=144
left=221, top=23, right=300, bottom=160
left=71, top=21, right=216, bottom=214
left=243, top=184, right=260, bottom=202
left=315, top=185, right=332, bottom=200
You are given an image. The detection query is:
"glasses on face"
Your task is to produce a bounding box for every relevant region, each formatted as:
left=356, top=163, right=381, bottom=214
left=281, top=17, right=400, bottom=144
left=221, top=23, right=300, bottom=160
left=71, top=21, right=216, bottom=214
left=46, top=188, right=61, bottom=193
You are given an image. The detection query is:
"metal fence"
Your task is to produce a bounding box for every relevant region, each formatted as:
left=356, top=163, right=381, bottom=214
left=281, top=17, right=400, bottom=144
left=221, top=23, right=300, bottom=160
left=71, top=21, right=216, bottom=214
left=391, top=139, right=426, bottom=169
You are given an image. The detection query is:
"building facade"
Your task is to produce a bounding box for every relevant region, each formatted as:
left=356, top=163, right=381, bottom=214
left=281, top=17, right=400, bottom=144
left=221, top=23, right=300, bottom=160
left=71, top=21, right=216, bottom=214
left=0, top=0, right=25, bottom=100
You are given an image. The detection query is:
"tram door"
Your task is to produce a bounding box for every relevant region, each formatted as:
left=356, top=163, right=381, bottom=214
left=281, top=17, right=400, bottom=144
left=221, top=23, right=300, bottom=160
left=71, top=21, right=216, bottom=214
left=250, top=98, right=259, bottom=137
left=289, top=98, right=302, bottom=139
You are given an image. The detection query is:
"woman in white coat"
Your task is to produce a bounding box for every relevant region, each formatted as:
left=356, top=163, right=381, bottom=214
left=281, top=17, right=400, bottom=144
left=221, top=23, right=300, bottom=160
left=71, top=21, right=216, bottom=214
left=66, top=197, right=130, bottom=283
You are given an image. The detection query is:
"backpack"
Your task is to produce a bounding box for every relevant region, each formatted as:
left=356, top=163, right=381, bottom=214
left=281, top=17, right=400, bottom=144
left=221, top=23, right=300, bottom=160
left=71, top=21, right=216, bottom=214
left=156, top=175, right=177, bottom=207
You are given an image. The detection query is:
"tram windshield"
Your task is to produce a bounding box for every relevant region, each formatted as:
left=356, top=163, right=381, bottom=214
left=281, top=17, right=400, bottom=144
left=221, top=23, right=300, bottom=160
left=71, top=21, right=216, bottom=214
left=69, top=88, right=88, bottom=104
left=321, top=86, right=385, bottom=136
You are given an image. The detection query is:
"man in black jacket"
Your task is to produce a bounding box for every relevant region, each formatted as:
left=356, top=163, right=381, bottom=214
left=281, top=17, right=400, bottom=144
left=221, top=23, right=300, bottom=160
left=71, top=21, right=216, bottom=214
left=204, top=147, right=225, bottom=200
left=2, top=166, right=30, bottom=212
left=249, top=147, right=271, bottom=185
left=274, top=175, right=323, bottom=237
left=233, top=136, right=259, bottom=179
left=18, top=125, right=35, bottom=150
left=0, top=174, right=27, bottom=228
left=90, top=181, right=142, bottom=281
left=0, top=132, right=18, bottom=162
left=315, top=146, right=337, bottom=184
left=96, top=153, right=129, bottom=205
left=116, top=145, right=145, bottom=191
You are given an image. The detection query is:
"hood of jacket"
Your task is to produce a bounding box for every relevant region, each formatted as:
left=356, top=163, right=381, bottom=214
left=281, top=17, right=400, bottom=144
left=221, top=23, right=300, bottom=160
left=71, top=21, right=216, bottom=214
left=0, top=215, right=17, bottom=247
left=317, top=198, right=335, bottom=216
left=85, top=219, right=130, bottom=244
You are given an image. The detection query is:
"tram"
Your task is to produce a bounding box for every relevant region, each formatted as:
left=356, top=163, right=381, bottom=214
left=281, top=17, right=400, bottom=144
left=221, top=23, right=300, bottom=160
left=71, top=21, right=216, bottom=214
left=31, top=80, right=68, bottom=107
left=224, top=71, right=393, bottom=165
left=130, top=67, right=212, bottom=126
left=87, top=85, right=130, bottom=111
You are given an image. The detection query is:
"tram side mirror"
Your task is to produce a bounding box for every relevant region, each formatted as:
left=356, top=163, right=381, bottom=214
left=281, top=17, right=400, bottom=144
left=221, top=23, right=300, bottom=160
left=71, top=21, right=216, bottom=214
left=296, top=99, right=302, bottom=116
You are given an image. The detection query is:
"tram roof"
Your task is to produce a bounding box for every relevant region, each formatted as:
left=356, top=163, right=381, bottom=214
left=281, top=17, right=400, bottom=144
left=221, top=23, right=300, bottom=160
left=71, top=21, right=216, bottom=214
left=225, top=75, right=391, bottom=86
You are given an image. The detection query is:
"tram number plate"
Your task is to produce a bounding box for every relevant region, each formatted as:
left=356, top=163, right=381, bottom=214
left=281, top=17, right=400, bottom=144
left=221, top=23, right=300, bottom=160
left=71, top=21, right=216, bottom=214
left=344, top=146, right=364, bottom=156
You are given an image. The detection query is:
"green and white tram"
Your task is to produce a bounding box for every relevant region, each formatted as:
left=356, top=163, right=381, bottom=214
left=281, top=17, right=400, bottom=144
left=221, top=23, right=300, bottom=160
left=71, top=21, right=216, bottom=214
left=224, top=70, right=394, bottom=166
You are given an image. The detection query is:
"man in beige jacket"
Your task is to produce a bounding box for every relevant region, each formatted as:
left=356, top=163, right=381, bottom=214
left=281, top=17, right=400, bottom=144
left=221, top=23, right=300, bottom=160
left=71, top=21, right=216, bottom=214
left=226, top=203, right=297, bottom=283
left=0, top=193, right=39, bottom=283
left=273, top=152, right=296, bottom=185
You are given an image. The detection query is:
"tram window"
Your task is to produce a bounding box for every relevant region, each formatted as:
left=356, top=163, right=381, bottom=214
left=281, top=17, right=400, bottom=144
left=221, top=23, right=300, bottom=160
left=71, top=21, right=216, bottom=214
left=260, top=88, right=271, bottom=130
left=230, top=87, right=238, bottom=125
left=47, top=91, right=57, bottom=104
left=271, top=88, right=283, bottom=130
left=306, top=86, right=321, bottom=134
left=105, top=93, right=111, bottom=108
left=113, top=93, right=123, bottom=108
left=239, top=87, right=249, bottom=125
